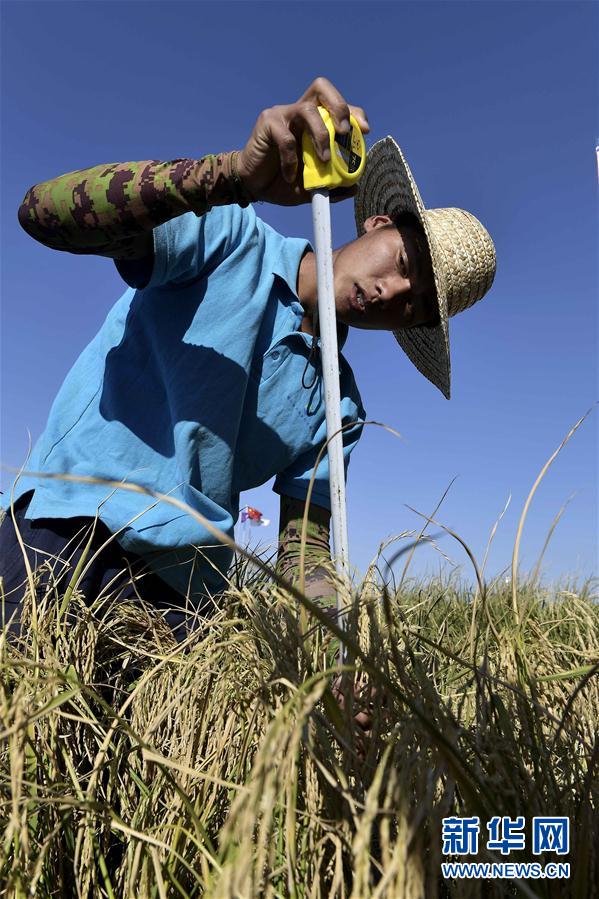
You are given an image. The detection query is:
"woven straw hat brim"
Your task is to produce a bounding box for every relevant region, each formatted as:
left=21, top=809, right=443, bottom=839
left=354, top=137, right=451, bottom=398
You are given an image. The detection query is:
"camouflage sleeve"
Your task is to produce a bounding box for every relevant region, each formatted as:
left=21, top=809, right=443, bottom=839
left=17, top=151, right=252, bottom=260
left=277, top=495, right=336, bottom=610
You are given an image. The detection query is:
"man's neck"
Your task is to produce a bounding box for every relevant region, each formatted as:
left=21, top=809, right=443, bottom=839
left=296, top=247, right=339, bottom=336
left=296, top=248, right=315, bottom=335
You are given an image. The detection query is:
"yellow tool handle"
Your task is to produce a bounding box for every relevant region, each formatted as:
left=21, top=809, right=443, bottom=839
left=302, top=106, right=366, bottom=191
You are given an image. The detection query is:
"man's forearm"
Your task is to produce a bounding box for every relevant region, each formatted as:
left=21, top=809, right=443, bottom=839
left=277, top=496, right=336, bottom=605
left=17, top=152, right=252, bottom=258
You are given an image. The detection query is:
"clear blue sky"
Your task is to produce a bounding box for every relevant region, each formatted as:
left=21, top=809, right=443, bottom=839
left=1, top=2, right=597, bottom=586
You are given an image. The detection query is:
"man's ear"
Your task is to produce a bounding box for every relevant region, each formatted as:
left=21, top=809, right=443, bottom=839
left=363, top=214, right=394, bottom=232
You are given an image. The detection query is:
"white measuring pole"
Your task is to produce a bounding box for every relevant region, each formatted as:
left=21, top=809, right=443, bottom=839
left=310, top=189, right=350, bottom=630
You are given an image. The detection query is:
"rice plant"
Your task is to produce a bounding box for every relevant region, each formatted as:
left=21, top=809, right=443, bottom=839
left=0, top=412, right=596, bottom=897
left=0, top=545, right=596, bottom=898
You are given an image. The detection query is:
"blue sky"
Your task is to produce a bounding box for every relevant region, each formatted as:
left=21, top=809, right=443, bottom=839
left=1, top=1, right=597, bottom=586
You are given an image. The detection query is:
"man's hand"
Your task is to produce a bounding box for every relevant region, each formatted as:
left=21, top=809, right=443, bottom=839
left=331, top=673, right=384, bottom=763
left=331, top=674, right=377, bottom=731
left=236, top=76, right=369, bottom=206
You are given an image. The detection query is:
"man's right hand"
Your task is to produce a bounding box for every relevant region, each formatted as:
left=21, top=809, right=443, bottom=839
left=236, top=77, right=369, bottom=207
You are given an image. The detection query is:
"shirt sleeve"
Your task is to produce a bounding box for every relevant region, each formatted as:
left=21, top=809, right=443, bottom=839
left=273, top=367, right=366, bottom=511
left=20, top=153, right=250, bottom=260
left=273, top=417, right=364, bottom=511
left=119, top=204, right=252, bottom=291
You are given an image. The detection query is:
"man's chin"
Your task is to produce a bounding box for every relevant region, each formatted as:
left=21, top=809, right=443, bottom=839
left=336, top=304, right=363, bottom=329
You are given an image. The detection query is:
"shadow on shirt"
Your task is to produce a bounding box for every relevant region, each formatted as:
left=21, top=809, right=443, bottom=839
left=97, top=285, right=316, bottom=495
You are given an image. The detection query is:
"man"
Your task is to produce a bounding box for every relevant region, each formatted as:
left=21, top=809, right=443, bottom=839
left=0, top=77, right=495, bottom=640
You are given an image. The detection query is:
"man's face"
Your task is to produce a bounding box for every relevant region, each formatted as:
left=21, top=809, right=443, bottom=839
left=332, top=215, right=437, bottom=331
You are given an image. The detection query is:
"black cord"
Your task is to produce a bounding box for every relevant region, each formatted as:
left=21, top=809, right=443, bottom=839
left=301, top=308, right=320, bottom=389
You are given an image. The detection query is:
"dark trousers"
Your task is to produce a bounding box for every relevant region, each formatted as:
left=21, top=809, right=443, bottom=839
left=0, top=492, right=192, bottom=641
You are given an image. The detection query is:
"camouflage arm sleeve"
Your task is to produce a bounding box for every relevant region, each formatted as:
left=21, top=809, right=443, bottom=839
left=277, top=495, right=336, bottom=610
left=17, top=152, right=252, bottom=260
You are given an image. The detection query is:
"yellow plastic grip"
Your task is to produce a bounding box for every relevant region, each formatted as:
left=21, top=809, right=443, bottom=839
left=302, top=106, right=366, bottom=191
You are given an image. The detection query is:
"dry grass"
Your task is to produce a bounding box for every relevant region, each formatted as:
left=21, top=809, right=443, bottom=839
left=0, top=560, right=596, bottom=898
left=1, top=408, right=596, bottom=896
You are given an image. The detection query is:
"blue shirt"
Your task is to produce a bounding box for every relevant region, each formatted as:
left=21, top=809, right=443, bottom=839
left=9, top=205, right=366, bottom=599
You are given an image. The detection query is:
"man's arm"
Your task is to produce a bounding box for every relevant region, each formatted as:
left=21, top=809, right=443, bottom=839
left=17, top=153, right=251, bottom=261
left=277, top=495, right=336, bottom=611
left=17, top=77, right=369, bottom=263
left=278, top=496, right=378, bottom=752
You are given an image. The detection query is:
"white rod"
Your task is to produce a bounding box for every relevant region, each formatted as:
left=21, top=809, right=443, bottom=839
left=310, top=189, right=350, bottom=632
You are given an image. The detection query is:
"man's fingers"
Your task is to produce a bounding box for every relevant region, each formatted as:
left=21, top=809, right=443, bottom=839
left=241, top=81, right=369, bottom=205
left=270, top=118, right=300, bottom=184
left=296, top=103, right=331, bottom=162
left=303, top=78, right=370, bottom=135
left=331, top=687, right=372, bottom=730
left=302, top=76, right=351, bottom=134
left=348, top=104, right=370, bottom=133
left=284, top=79, right=369, bottom=189
left=353, top=710, right=373, bottom=731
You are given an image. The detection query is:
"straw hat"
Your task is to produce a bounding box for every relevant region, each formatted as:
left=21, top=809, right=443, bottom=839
left=354, top=137, right=496, bottom=399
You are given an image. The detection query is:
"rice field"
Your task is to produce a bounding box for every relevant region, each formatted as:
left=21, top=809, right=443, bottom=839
left=1, top=414, right=597, bottom=897
left=0, top=547, right=596, bottom=898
